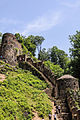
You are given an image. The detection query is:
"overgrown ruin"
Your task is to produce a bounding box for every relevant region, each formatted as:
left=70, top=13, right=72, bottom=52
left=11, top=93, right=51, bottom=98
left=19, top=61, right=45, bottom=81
left=0, top=33, right=22, bottom=65
left=0, top=33, right=80, bottom=120
left=56, top=75, right=79, bottom=120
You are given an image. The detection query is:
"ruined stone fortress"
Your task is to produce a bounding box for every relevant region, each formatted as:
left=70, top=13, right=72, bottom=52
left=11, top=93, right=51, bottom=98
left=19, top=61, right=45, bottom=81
left=0, top=33, right=80, bottom=120
left=0, top=33, right=22, bottom=65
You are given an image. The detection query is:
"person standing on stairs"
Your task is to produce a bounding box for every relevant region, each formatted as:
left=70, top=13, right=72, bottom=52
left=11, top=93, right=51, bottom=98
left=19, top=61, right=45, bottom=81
left=42, top=117, right=44, bottom=120
left=56, top=105, right=58, bottom=114
left=54, top=100, right=56, bottom=106
left=54, top=114, right=56, bottom=120
left=0, top=55, right=3, bottom=59
left=58, top=105, right=61, bottom=113
left=49, top=113, right=52, bottom=120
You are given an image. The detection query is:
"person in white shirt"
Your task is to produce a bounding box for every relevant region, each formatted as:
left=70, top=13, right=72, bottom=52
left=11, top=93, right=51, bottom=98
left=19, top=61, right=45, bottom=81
left=54, top=114, right=56, bottom=120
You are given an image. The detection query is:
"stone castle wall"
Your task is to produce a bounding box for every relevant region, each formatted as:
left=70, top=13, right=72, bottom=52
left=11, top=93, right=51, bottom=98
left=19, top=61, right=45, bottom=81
left=56, top=75, right=79, bottom=97
left=0, top=33, right=79, bottom=120
left=33, top=61, right=55, bottom=85
left=55, top=75, right=79, bottom=120
left=67, top=90, right=80, bottom=120
left=0, top=33, right=22, bottom=65
left=17, top=55, right=56, bottom=86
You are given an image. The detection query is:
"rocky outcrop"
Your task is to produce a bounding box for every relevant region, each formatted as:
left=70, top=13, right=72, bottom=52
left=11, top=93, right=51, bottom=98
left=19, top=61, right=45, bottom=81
left=0, top=33, right=22, bottom=65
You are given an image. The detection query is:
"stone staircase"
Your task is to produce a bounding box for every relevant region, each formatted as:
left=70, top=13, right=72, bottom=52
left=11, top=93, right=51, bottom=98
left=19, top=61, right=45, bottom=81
left=18, top=56, right=74, bottom=120
left=19, top=61, right=54, bottom=99
left=19, top=60, right=73, bottom=120
left=67, top=90, right=80, bottom=120
left=56, top=98, right=72, bottom=120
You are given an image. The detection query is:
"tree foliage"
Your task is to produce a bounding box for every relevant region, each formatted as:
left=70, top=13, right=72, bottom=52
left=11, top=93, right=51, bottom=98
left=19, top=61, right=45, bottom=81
left=15, top=33, right=24, bottom=43
left=0, top=32, right=2, bottom=43
left=69, top=31, right=80, bottom=58
left=38, top=48, right=50, bottom=61
left=34, top=36, right=45, bottom=54
left=50, top=46, right=69, bottom=72
left=15, top=33, right=36, bottom=56
left=15, top=33, right=45, bottom=56
left=44, top=60, right=64, bottom=78
left=69, top=31, right=80, bottom=85
left=23, top=35, right=36, bottom=56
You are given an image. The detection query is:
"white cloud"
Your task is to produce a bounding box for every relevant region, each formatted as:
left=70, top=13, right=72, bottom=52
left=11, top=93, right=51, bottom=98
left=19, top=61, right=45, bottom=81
left=22, top=12, right=62, bottom=35
left=0, top=12, right=62, bottom=35
left=0, top=18, right=24, bottom=34
left=61, top=0, right=80, bottom=8
left=0, top=18, right=22, bottom=25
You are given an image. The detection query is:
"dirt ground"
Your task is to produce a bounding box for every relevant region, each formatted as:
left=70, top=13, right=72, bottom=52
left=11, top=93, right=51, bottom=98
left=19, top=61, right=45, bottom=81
left=32, top=101, right=56, bottom=120
left=32, top=111, right=42, bottom=120
left=0, top=74, right=6, bottom=82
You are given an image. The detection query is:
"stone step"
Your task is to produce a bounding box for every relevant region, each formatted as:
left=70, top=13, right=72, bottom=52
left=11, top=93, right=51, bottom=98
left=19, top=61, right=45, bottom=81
left=57, top=112, right=70, bottom=120
left=56, top=100, right=66, bottom=104
left=56, top=102, right=66, bottom=105
left=56, top=99, right=65, bottom=103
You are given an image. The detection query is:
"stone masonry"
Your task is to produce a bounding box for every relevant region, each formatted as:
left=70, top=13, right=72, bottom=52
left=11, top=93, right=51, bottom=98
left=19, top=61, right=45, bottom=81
left=0, top=33, right=22, bottom=65
left=55, top=75, right=79, bottom=120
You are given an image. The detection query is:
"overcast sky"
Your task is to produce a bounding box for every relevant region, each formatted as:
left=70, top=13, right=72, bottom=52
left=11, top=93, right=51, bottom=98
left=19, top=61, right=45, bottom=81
left=0, top=0, right=80, bottom=55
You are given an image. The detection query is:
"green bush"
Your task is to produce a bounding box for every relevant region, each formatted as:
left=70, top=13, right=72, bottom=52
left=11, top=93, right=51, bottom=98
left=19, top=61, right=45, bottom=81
left=44, top=61, right=64, bottom=78
left=0, top=62, right=52, bottom=119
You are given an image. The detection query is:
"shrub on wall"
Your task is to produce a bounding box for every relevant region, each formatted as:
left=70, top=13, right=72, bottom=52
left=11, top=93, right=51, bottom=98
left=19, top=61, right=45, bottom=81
left=44, top=61, right=64, bottom=78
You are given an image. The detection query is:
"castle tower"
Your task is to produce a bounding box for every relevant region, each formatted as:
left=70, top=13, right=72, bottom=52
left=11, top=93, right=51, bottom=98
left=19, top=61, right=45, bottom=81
left=56, top=75, right=79, bottom=97
left=1, top=33, right=22, bottom=65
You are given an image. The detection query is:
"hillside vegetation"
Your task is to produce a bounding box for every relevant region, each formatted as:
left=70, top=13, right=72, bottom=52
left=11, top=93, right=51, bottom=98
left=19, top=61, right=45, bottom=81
left=44, top=60, right=64, bottom=78
left=0, top=60, right=52, bottom=120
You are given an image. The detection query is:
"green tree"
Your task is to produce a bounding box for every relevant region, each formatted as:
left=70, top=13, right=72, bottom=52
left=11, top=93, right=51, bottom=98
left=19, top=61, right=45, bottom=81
left=25, top=35, right=45, bottom=56
left=50, top=46, right=69, bottom=71
left=15, top=33, right=24, bottom=43
left=34, top=36, right=45, bottom=54
left=15, top=34, right=45, bottom=56
left=15, top=33, right=36, bottom=56
left=38, top=48, right=50, bottom=61
left=24, top=35, right=36, bottom=56
left=0, top=32, right=2, bottom=43
left=69, top=31, right=80, bottom=85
